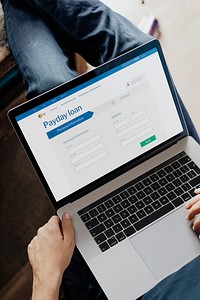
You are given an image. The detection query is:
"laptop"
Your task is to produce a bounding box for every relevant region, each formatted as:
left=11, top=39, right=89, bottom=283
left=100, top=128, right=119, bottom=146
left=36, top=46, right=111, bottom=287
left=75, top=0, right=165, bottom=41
left=8, top=40, right=200, bottom=299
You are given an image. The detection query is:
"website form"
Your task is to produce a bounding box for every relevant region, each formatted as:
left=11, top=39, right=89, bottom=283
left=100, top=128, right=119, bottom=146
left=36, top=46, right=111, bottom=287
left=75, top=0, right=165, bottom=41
left=17, top=49, right=183, bottom=201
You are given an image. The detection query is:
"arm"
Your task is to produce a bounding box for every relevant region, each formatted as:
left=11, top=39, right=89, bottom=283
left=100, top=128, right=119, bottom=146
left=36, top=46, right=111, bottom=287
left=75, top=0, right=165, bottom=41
left=27, top=212, right=75, bottom=300
left=185, top=188, right=200, bottom=234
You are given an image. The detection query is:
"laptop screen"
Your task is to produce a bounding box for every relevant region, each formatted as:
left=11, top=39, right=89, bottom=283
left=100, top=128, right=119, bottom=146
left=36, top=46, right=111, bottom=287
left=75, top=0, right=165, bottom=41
left=14, top=44, right=184, bottom=204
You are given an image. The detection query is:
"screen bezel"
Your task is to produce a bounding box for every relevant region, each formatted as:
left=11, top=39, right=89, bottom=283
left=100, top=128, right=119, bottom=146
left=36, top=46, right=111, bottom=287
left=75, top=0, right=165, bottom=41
left=8, top=40, right=188, bottom=210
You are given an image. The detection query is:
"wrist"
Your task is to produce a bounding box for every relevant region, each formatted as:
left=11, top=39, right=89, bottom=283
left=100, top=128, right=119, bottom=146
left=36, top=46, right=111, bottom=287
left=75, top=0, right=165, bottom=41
left=32, top=272, right=62, bottom=300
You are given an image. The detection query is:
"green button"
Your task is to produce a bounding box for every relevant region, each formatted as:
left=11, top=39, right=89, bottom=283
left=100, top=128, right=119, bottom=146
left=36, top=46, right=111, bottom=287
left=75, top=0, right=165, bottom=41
left=140, top=135, right=156, bottom=147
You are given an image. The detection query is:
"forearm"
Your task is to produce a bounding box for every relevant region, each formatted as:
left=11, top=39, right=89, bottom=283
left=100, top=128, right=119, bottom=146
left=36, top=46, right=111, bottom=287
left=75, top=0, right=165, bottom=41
left=31, top=275, right=62, bottom=300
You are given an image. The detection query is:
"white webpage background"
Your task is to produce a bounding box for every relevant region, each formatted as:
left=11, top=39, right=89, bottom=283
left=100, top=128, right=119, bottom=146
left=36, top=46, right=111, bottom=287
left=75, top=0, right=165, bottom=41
left=18, top=52, right=183, bottom=201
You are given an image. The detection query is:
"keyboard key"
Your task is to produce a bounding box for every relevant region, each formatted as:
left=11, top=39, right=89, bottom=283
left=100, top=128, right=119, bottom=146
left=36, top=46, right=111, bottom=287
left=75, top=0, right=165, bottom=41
left=94, top=233, right=107, bottom=244
left=113, top=204, right=123, bottom=213
left=90, top=224, right=106, bottom=236
left=105, top=208, right=115, bottom=218
left=124, top=226, right=136, bottom=237
left=187, top=170, right=197, bottom=179
left=151, top=192, right=160, bottom=201
left=89, top=208, right=98, bottom=218
left=112, top=195, right=122, bottom=203
left=174, top=187, right=184, bottom=196
left=188, top=189, right=196, bottom=197
left=120, top=209, right=129, bottom=219
left=144, top=204, right=154, bottom=214
left=166, top=174, right=176, bottom=182
left=108, top=237, right=118, bottom=247
left=97, top=213, right=107, bottom=222
left=121, top=219, right=131, bottom=229
left=166, top=191, right=176, bottom=201
left=181, top=193, right=191, bottom=202
left=127, top=205, right=137, bottom=214
left=143, top=196, right=152, bottom=205
left=112, top=214, right=122, bottom=224
left=165, top=183, right=175, bottom=191
left=116, top=232, right=126, bottom=242
left=173, top=169, right=182, bottom=178
left=144, top=186, right=154, bottom=195
left=188, top=162, right=200, bottom=174
left=81, top=213, right=91, bottom=223
left=152, top=200, right=162, bottom=210
left=85, top=218, right=99, bottom=229
left=97, top=204, right=106, bottom=213
left=135, top=200, right=145, bottom=210
left=150, top=173, right=159, bottom=182
left=142, top=178, right=152, bottom=186
left=157, top=169, right=167, bottom=178
left=136, top=209, right=146, bottom=219
left=105, top=199, right=114, bottom=208
left=172, top=161, right=181, bottom=169
left=134, top=203, right=174, bottom=231
left=181, top=183, right=191, bottom=191
left=173, top=178, right=182, bottom=187
left=127, top=186, right=137, bottom=195
left=113, top=223, right=123, bottom=233
left=172, top=197, right=184, bottom=207
left=129, top=214, right=139, bottom=224
left=180, top=165, right=189, bottom=173
left=160, top=196, right=170, bottom=205
left=180, top=174, right=190, bottom=183
left=120, top=190, right=130, bottom=199
left=136, top=191, right=146, bottom=200
left=179, top=155, right=191, bottom=165
left=164, top=165, right=173, bottom=173
left=128, top=195, right=138, bottom=204
left=104, top=219, right=114, bottom=228
left=158, top=178, right=168, bottom=186
left=151, top=182, right=161, bottom=190
left=158, top=187, right=167, bottom=196
left=121, top=199, right=131, bottom=208
left=105, top=228, right=115, bottom=238
left=99, top=241, right=110, bottom=252
left=189, top=175, right=200, bottom=188
left=135, top=182, right=144, bottom=191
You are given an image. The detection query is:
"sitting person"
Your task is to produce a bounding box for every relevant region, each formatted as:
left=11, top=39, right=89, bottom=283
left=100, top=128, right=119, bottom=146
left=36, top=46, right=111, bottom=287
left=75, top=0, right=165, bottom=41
left=1, top=0, right=199, bottom=143
left=28, top=189, right=200, bottom=300
left=2, top=0, right=200, bottom=299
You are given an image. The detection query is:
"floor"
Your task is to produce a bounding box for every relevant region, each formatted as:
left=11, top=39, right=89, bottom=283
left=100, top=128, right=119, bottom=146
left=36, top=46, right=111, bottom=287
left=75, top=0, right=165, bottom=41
left=102, top=0, right=200, bottom=134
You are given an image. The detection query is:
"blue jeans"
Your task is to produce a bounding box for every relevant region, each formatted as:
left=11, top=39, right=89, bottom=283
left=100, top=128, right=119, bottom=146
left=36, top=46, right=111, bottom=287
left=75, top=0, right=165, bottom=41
left=2, top=0, right=200, bottom=298
left=2, top=0, right=199, bottom=142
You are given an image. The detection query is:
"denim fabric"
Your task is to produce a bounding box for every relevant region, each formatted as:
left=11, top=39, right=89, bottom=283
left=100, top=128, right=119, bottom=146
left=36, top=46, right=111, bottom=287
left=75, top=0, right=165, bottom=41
left=142, top=255, right=200, bottom=300
left=1, top=0, right=200, bottom=298
left=2, top=0, right=78, bottom=99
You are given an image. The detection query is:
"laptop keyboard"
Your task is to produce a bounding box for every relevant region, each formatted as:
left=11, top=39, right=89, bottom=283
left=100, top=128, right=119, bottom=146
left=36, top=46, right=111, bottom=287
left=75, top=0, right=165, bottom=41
left=78, top=152, right=200, bottom=252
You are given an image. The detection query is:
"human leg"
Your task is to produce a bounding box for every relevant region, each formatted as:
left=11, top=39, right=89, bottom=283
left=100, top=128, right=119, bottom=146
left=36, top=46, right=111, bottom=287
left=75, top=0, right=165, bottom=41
left=62, top=247, right=108, bottom=300
left=142, top=255, right=200, bottom=300
left=2, top=0, right=77, bottom=99
left=22, top=0, right=152, bottom=67
left=18, top=0, right=199, bottom=142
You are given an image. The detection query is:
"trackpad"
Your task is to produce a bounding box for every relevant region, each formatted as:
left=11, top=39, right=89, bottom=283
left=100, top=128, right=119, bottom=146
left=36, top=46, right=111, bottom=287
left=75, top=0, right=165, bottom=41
left=130, top=206, right=200, bottom=280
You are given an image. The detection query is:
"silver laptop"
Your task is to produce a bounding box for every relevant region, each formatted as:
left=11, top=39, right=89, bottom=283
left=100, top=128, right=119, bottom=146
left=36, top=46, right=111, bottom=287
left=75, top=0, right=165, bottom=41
left=9, top=40, right=200, bottom=299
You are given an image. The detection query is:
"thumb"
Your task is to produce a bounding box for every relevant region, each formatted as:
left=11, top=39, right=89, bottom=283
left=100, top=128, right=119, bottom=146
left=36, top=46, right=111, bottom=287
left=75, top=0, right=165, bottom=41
left=62, top=212, right=75, bottom=245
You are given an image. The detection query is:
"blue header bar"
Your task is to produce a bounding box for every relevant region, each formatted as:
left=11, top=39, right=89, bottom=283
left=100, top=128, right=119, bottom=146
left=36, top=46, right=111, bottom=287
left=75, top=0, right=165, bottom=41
left=16, top=48, right=157, bottom=122
left=47, top=111, right=94, bottom=139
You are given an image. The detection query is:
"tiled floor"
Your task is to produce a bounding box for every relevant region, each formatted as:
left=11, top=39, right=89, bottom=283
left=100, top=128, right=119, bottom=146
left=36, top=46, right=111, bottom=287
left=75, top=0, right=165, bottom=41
left=102, top=0, right=200, bottom=134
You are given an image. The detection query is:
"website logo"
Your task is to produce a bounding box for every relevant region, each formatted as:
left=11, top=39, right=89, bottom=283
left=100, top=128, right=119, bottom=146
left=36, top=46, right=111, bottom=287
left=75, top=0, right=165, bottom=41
left=38, top=113, right=46, bottom=118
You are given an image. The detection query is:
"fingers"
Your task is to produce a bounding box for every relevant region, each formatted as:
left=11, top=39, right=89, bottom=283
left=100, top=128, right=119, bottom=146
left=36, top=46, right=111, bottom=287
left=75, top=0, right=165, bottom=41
left=185, top=193, right=200, bottom=221
left=62, top=212, right=75, bottom=248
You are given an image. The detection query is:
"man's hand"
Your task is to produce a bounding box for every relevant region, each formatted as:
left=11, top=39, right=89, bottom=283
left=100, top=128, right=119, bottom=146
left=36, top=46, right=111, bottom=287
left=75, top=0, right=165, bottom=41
left=185, top=188, right=200, bottom=234
left=27, top=212, right=75, bottom=300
